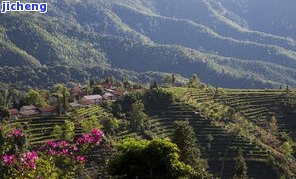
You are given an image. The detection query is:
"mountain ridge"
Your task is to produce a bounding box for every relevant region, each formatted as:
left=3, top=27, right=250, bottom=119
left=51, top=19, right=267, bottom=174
left=1, top=0, right=296, bottom=89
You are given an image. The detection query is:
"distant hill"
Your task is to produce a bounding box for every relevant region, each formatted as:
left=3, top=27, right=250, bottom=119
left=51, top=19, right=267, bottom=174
left=1, top=0, right=296, bottom=89
left=214, top=0, right=296, bottom=38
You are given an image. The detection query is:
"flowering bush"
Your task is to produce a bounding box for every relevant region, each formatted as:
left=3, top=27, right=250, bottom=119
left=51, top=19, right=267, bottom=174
left=1, top=154, right=16, bottom=166
left=5, top=128, right=26, bottom=153
left=7, top=128, right=25, bottom=138
left=0, top=128, right=105, bottom=179
left=20, top=151, right=38, bottom=170
left=76, top=129, right=104, bottom=146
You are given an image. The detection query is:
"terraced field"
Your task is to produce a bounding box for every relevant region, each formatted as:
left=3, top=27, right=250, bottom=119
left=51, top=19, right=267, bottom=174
left=1, top=106, right=112, bottom=148
left=147, top=102, right=275, bottom=178
left=217, top=90, right=296, bottom=133
left=173, top=87, right=296, bottom=134
left=67, top=106, right=114, bottom=135
left=1, top=105, right=117, bottom=178
left=2, top=116, right=67, bottom=147
left=168, top=87, right=296, bottom=176
left=79, top=146, right=115, bottom=179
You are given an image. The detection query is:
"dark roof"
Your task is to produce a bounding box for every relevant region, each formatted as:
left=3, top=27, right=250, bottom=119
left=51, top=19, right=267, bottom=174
left=20, top=105, right=37, bottom=111
left=20, top=110, right=40, bottom=116
left=82, top=95, right=103, bottom=100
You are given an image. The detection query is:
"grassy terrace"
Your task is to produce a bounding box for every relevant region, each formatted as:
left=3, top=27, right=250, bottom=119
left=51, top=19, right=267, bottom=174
left=1, top=105, right=116, bottom=178
left=79, top=146, right=115, bottom=179
left=218, top=89, right=296, bottom=133
left=2, top=116, right=67, bottom=147
left=147, top=102, right=270, bottom=178
left=167, top=87, right=296, bottom=177
left=1, top=106, right=113, bottom=147
left=66, top=105, right=113, bottom=135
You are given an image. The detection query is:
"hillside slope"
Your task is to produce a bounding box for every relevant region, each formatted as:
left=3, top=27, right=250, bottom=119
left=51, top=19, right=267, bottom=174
left=215, top=0, right=296, bottom=38
left=1, top=0, right=296, bottom=88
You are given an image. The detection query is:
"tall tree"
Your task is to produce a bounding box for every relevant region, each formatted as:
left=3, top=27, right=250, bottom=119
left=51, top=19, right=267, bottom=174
left=92, top=85, right=103, bottom=95
left=232, top=150, right=248, bottom=179
left=172, top=73, right=176, bottom=87
left=128, top=101, right=148, bottom=133
left=123, top=80, right=132, bottom=90
left=187, top=74, right=201, bottom=88
left=105, top=76, right=115, bottom=85
left=24, top=89, right=47, bottom=107
left=53, top=84, right=70, bottom=114
left=150, top=80, right=158, bottom=89
left=269, top=116, right=278, bottom=134
left=172, top=120, right=209, bottom=178
left=89, top=79, right=95, bottom=87
left=0, top=83, right=9, bottom=107
left=0, top=106, right=10, bottom=120
left=0, top=85, right=20, bottom=108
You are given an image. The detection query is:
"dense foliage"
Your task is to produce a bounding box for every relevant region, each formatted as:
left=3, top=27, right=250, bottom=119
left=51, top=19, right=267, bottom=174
left=108, top=138, right=195, bottom=178
left=142, top=88, right=174, bottom=110
left=232, top=150, right=248, bottom=179
left=172, top=120, right=209, bottom=178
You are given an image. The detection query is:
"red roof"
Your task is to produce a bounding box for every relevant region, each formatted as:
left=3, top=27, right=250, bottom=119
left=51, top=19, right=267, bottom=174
left=99, top=83, right=112, bottom=89
left=39, top=106, right=57, bottom=113
left=112, top=90, right=126, bottom=96
left=9, top=109, right=19, bottom=116
left=72, top=86, right=84, bottom=96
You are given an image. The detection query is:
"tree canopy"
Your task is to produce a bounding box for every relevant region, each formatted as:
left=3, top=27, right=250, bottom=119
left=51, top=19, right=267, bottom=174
left=108, top=138, right=194, bottom=178
left=172, top=120, right=209, bottom=178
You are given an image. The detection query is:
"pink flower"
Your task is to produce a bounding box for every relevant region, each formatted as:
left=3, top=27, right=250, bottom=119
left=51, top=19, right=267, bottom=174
left=46, top=141, right=58, bottom=148
left=82, top=133, right=92, bottom=143
left=75, top=129, right=105, bottom=146
left=49, top=149, right=57, bottom=155
left=61, top=148, right=69, bottom=156
left=58, top=141, right=70, bottom=147
left=20, top=151, right=38, bottom=170
left=76, top=137, right=84, bottom=145
left=1, top=154, right=16, bottom=166
left=8, top=128, right=25, bottom=138
left=91, top=129, right=104, bottom=145
left=76, top=155, right=85, bottom=163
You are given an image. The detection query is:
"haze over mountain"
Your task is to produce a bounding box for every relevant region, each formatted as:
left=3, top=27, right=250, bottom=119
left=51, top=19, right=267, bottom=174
left=1, top=0, right=296, bottom=89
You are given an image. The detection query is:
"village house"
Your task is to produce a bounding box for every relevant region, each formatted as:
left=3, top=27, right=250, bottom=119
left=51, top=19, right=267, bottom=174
left=112, top=90, right=126, bottom=98
left=104, top=89, right=126, bottom=100
left=105, top=89, right=115, bottom=93
left=38, top=106, right=57, bottom=116
left=8, top=109, right=20, bottom=117
left=71, top=86, right=85, bottom=100
left=20, top=105, right=40, bottom=117
left=69, top=102, right=83, bottom=108
left=79, top=95, right=103, bottom=105
left=103, top=92, right=115, bottom=100
left=99, top=83, right=112, bottom=89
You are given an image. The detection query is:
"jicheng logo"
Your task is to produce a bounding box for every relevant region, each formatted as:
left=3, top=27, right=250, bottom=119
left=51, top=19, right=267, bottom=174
left=1, top=1, right=47, bottom=13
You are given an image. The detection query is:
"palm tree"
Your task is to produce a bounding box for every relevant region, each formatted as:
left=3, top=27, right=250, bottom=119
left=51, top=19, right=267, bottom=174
left=53, top=84, right=70, bottom=114
left=0, top=84, right=20, bottom=108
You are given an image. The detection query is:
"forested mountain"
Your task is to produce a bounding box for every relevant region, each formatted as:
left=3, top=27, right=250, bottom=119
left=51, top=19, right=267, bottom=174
left=214, top=0, right=296, bottom=38
left=1, top=0, right=296, bottom=89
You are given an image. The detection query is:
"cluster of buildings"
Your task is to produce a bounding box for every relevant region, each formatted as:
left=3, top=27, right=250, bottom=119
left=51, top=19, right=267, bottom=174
left=70, top=88, right=126, bottom=107
left=9, top=105, right=58, bottom=118
left=8, top=85, right=126, bottom=118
